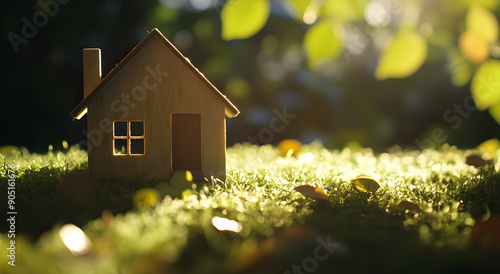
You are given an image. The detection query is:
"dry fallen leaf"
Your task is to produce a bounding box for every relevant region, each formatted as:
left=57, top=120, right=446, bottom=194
left=471, top=215, right=500, bottom=251
left=227, top=225, right=328, bottom=273
left=350, top=175, right=380, bottom=193
left=395, top=200, right=422, bottom=214
left=101, top=209, right=114, bottom=227
left=465, top=153, right=493, bottom=168
left=293, top=185, right=329, bottom=202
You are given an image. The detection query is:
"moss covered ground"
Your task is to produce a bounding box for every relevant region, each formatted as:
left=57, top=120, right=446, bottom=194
left=1, top=142, right=500, bottom=273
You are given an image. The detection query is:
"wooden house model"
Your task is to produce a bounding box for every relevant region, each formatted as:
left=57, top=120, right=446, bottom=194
left=71, top=28, right=239, bottom=180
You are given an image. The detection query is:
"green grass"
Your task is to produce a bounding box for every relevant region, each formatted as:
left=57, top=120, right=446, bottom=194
left=1, top=142, right=500, bottom=273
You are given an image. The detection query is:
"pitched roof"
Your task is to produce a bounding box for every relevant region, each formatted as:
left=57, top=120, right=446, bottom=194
left=71, top=28, right=239, bottom=119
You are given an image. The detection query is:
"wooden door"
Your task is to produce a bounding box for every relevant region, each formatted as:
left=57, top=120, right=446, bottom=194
left=171, top=114, right=201, bottom=172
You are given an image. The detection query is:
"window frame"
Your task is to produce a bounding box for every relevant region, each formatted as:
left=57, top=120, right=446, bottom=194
left=113, top=120, right=145, bottom=156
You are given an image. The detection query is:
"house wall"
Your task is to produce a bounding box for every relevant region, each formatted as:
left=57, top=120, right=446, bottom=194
left=87, top=37, right=226, bottom=180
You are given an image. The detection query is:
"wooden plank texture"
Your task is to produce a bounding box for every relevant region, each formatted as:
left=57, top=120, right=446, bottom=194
left=87, top=37, right=227, bottom=180
left=171, top=114, right=201, bottom=171
left=83, top=48, right=101, bottom=98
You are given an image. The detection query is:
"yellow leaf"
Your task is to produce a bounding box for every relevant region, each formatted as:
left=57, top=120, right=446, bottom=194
left=133, top=188, right=160, bottom=209
left=471, top=59, right=500, bottom=110
left=304, top=19, right=343, bottom=69
left=375, top=30, right=427, bottom=80
left=221, top=0, right=270, bottom=40
left=277, top=139, right=303, bottom=157
left=459, top=31, right=490, bottom=63
left=479, top=138, right=500, bottom=153
left=293, top=185, right=329, bottom=202
left=350, top=175, right=380, bottom=193
left=182, top=189, right=193, bottom=200
left=171, top=170, right=193, bottom=185
left=466, top=5, right=499, bottom=44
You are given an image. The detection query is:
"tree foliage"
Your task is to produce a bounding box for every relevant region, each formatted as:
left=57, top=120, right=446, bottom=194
left=221, top=0, right=500, bottom=124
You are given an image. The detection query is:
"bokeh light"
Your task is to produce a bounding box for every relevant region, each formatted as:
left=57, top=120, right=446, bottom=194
left=59, top=224, right=91, bottom=255
left=212, top=216, right=243, bottom=233
left=364, top=1, right=391, bottom=27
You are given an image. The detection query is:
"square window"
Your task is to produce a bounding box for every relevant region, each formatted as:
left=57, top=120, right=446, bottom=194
left=114, top=139, right=128, bottom=155
left=113, top=120, right=145, bottom=156
left=130, top=121, right=144, bottom=137
left=114, top=122, right=128, bottom=137
left=130, top=139, right=145, bottom=155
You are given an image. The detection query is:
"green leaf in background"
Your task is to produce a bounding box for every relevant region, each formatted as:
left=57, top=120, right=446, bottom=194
left=466, top=5, right=499, bottom=44
left=226, top=76, right=252, bottom=99
left=375, top=30, right=427, bottom=80
left=471, top=59, right=500, bottom=110
left=221, top=0, right=270, bottom=40
left=133, top=188, right=160, bottom=209
left=0, top=145, right=19, bottom=158
left=304, top=19, right=343, bottom=69
left=169, top=170, right=194, bottom=199
left=478, top=138, right=500, bottom=153
left=155, top=170, right=194, bottom=200
left=488, top=103, right=500, bottom=124
left=448, top=51, right=473, bottom=87
left=459, top=0, right=500, bottom=10
left=320, top=0, right=365, bottom=22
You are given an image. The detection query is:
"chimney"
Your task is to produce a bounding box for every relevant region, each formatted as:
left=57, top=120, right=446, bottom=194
left=83, top=48, right=101, bottom=98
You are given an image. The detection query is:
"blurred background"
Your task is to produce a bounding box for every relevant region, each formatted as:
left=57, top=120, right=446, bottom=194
left=2, top=0, right=500, bottom=153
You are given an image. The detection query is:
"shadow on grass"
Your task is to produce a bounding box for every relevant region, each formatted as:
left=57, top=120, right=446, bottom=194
left=456, top=170, right=500, bottom=218
left=183, top=181, right=500, bottom=274
left=0, top=166, right=158, bottom=240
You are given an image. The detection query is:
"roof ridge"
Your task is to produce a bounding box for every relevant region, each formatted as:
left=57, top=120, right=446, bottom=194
left=71, top=28, right=239, bottom=119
